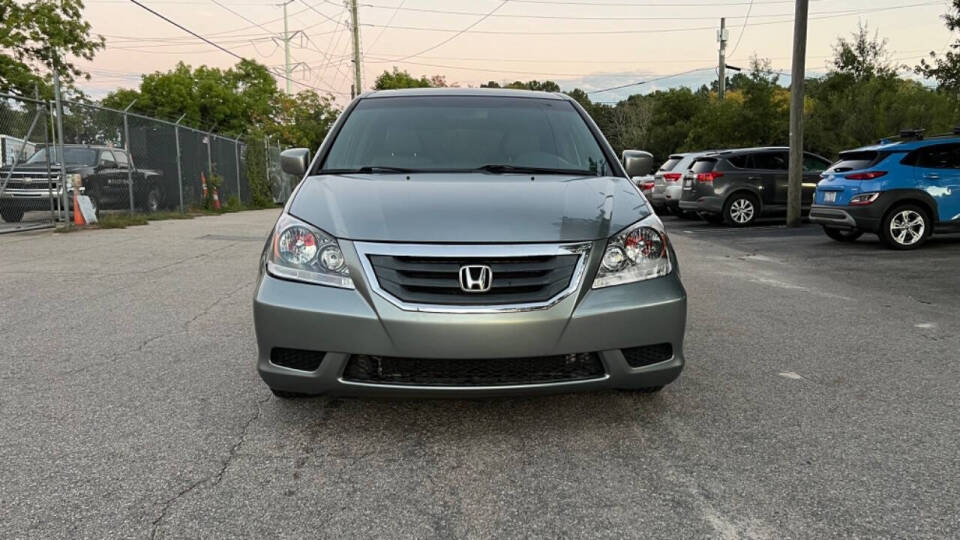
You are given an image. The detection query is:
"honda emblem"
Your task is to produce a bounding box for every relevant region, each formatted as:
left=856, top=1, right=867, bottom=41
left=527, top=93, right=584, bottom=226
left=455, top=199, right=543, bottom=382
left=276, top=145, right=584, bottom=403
left=458, top=265, right=492, bottom=293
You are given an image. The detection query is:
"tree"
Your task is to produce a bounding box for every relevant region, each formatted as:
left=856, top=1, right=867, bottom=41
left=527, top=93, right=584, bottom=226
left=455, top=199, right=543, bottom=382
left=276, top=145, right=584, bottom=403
left=268, top=90, right=340, bottom=151
left=373, top=67, right=433, bottom=90
left=917, top=0, right=960, bottom=94
left=0, top=0, right=104, bottom=97
left=832, top=22, right=896, bottom=82
left=101, top=60, right=281, bottom=135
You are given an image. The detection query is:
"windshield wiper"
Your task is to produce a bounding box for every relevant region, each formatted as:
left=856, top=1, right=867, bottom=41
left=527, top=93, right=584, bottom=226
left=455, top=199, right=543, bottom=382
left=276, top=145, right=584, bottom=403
left=473, top=164, right=596, bottom=176
left=321, top=166, right=416, bottom=174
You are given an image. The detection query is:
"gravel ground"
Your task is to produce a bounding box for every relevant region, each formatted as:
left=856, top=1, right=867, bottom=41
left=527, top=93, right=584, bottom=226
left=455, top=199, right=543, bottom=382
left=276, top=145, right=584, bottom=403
left=1, top=209, right=958, bottom=539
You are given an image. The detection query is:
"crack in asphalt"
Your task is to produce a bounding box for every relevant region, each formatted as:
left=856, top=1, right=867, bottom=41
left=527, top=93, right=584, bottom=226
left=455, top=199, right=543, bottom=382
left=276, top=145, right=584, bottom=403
left=149, top=394, right=270, bottom=539
left=56, top=280, right=254, bottom=379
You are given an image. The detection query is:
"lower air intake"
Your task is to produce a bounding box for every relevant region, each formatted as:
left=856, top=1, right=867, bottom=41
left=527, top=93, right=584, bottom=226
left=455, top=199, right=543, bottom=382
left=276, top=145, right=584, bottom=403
left=343, top=353, right=605, bottom=386
left=622, top=343, right=674, bottom=368
left=270, top=348, right=326, bottom=371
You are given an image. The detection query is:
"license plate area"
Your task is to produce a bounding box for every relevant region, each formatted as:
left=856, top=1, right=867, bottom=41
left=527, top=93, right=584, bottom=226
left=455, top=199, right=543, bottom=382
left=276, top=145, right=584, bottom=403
left=823, top=191, right=837, bottom=203
left=683, top=178, right=693, bottom=190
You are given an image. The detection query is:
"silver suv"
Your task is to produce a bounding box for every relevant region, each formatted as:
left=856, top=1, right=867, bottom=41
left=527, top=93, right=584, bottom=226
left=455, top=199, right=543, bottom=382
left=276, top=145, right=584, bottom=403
left=253, top=88, right=687, bottom=398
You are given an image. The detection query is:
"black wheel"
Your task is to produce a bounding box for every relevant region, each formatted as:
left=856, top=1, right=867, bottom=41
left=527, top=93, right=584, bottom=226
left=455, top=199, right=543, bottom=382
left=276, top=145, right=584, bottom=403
left=880, top=204, right=930, bottom=250
left=0, top=207, right=24, bottom=223
left=723, top=193, right=759, bottom=226
left=270, top=388, right=309, bottom=399
left=699, top=212, right=724, bottom=224
left=823, top=227, right=863, bottom=242
left=143, top=187, right=162, bottom=213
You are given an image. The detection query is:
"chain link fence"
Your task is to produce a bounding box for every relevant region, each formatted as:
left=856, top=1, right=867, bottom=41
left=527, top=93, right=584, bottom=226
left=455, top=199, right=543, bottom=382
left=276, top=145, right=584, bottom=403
left=0, top=92, right=299, bottom=234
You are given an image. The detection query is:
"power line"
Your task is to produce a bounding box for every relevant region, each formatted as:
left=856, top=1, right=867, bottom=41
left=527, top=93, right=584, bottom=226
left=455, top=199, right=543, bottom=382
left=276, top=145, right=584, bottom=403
left=383, top=0, right=508, bottom=63
left=359, top=2, right=941, bottom=37
left=587, top=67, right=716, bottom=94
left=365, top=0, right=404, bottom=51
left=728, top=0, right=754, bottom=58
left=127, top=0, right=323, bottom=91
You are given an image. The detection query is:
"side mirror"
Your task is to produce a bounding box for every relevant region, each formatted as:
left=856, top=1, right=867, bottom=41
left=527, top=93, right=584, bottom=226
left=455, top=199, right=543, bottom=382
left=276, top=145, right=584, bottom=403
left=280, top=148, right=311, bottom=176
left=622, top=150, right=654, bottom=178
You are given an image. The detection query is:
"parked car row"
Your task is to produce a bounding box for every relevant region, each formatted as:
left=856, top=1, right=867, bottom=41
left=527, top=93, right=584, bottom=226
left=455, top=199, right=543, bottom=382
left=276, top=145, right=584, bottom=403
left=627, top=137, right=960, bottom=250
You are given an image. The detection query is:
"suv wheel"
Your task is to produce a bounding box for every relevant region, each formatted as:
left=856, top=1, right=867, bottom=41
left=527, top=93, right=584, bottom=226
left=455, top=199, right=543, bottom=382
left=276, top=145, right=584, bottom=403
left=0, top=207, right=24, bottom=223
left=881, top=204, right=930, bottom=250
left=823, top=227, right=862, bottom=242
left=724, top=194, right=758, bottom=226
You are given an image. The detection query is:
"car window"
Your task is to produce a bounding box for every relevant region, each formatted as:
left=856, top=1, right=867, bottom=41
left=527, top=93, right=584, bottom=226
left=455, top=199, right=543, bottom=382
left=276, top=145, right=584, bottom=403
left=829, top=151, right=879, bottom=172
left=727, top=155, right=749, bottom=168
left=751, top=152, right=788, bottom=170
left=323, top=96, right=611, bottom=175
left=113, top=150, right=129, bottom=167
left=915, top=143, right=960, bottom=169
left=658, top=156, right=682, bottom=172
left=803, top=155, right=830, bottom=172
left=99, top=151, right=117, bottom=167
left=690, top=159, right=716, bottom=173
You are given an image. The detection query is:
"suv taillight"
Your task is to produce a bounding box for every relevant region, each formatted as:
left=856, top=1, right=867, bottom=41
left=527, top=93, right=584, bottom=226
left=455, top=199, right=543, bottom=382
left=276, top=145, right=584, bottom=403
left=696, top=171, right=723, bottom=182
left=844, top=171, right=887, bottom=180
left=663, top=173, right=682, bottom=182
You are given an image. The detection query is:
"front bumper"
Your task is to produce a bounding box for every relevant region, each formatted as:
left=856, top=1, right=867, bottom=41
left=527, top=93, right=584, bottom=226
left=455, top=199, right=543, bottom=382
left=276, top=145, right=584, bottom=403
left=809, top=204, right=882, bottom=232
left=254, top=248, right=687, bottom=397
left=0, top=187, right=66, bottom=210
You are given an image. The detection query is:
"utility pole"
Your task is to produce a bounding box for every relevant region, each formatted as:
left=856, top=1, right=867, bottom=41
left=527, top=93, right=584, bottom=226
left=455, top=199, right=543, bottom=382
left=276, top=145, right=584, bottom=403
left=282, top=1, right=292, bottom=94
left=273, top=1, right=305, bottom=94
left=718, top=17, right=727, bottom=100
left=349, top=0, right=362, bottom=96
left=787, top=0, right=809, bottom=227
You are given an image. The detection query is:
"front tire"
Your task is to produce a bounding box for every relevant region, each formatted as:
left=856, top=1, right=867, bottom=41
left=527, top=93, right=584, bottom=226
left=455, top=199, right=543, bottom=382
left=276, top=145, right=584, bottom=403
left=0, top=207, right=24, bottom=223
left=823, top=227, right=863, bottom=242
left=723, top=193, right=759, bottom=226
left=880, top=204, right=930, bottom=250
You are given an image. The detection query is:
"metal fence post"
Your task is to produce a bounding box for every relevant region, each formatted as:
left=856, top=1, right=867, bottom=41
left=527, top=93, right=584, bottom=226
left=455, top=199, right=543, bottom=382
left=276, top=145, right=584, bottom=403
left=234, top=139, right=241, bottom=204
left=123, top=100, right=136, bottom=213
left=52, top=66, right=68, bottom=225
left=174, top=114, right=185, bottom=212
left=206, top=132, right=213, bottom=178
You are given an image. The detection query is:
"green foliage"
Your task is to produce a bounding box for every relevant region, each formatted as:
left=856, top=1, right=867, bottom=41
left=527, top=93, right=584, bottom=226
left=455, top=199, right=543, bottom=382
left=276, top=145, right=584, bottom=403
left=917, top=0, right=960, bottom=95
left=268, top=90, right=339, bottom=151
left=244, top=131, right=275, bottom=208
left=0, top=0, right=104, bottom=97
left=101, top=60, right=279, bottom=135
left=374, top=67, right=434, bottom=90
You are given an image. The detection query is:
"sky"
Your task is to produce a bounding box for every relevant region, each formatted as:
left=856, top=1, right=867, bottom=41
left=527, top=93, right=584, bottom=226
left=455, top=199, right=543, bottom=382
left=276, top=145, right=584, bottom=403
left=76, top=0, right=955, bottom=103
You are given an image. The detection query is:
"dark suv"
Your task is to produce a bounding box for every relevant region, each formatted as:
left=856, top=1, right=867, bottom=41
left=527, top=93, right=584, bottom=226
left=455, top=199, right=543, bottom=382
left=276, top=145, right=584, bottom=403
left=678, top=147, right=832, bottom=226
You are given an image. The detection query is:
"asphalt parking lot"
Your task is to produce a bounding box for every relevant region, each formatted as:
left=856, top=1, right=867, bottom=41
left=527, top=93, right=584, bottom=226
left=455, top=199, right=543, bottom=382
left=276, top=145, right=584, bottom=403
left=2, top=209, right=958, bottom=538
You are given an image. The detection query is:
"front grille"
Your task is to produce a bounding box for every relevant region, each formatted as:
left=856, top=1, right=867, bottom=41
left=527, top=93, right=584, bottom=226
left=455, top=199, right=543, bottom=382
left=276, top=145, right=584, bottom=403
left=343, top=353, right=605, bottom=386
left=622, top=343, right=673, bottom=368
left=270, top=348, right=326, bottom=371
left=366, top=254, right=580, bottom=306
left=1, top=174, right=59, bottom=191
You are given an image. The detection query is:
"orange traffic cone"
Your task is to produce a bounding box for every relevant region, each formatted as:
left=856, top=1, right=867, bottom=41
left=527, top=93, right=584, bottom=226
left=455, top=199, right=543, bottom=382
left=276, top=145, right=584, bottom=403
left=201, top=172, right=209, bottom=200
left=73, top=188, right=86, bottom=226
left=212, top=187, right=221, bottom=210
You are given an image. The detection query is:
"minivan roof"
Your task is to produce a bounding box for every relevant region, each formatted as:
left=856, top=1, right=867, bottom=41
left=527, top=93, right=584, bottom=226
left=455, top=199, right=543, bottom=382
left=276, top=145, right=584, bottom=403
left=361, top=87, right=569, bottom=101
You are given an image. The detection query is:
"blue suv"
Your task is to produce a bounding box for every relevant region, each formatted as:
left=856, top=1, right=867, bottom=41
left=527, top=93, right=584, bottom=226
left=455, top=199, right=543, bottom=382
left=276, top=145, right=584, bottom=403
left=811, top=135, right=960, bottom=249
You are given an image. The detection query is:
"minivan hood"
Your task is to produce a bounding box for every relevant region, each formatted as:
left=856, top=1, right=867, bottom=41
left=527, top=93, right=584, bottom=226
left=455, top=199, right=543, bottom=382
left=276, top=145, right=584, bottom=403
left=288, top=173, right=649, bottom=243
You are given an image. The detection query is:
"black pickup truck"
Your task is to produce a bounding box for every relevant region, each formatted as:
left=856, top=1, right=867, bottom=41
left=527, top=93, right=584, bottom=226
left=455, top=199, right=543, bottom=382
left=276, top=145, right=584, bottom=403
left=0, top=145, right=165, bottom=222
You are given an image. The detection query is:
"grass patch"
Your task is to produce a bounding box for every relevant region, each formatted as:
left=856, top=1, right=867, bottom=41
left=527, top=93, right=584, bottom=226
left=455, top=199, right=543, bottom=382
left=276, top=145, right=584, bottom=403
left=98, top=213, right=149, bottom=229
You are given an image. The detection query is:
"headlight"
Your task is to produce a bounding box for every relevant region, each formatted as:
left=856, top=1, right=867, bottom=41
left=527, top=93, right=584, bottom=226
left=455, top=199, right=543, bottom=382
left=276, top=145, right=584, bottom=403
left=266, top=213, right=354, bottom=288
left=592, top=219, right=672, bottom=288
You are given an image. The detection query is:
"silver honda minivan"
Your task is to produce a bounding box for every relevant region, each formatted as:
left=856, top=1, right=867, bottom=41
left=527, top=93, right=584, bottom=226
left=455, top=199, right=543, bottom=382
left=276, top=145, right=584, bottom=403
left=253, top=88, right=687, bottom=398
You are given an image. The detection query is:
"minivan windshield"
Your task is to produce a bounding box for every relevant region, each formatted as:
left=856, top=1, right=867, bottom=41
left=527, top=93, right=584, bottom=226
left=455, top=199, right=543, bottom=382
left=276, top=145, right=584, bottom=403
left=321, top=96, right=611, bottom=176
